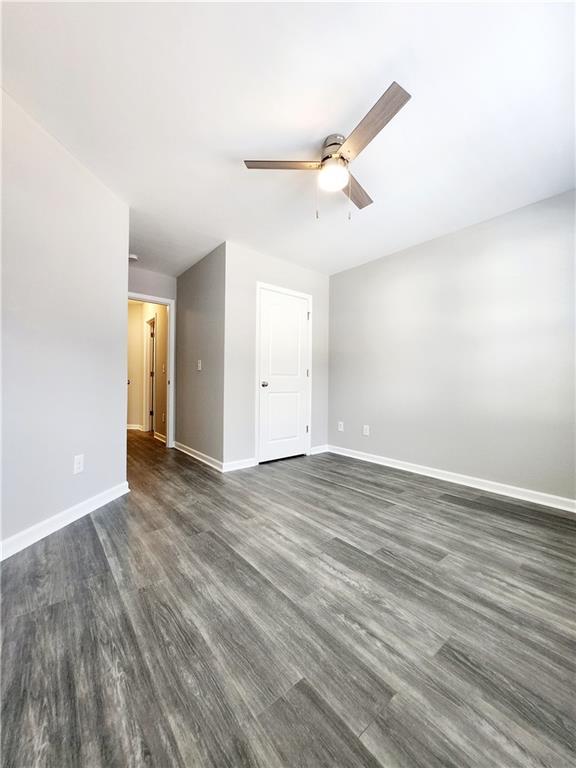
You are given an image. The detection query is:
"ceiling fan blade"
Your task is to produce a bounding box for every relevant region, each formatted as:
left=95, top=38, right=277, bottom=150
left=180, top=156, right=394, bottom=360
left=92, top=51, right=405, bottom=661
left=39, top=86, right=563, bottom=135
left=244, top=160, right=321, bottom=170
left=342, top=175, right=373, bottom=209
left=339, top=82, right=411, bottom=163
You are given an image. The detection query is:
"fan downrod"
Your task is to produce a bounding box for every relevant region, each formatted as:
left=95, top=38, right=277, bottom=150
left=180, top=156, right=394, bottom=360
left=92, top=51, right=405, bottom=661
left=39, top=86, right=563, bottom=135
left=321, top=134, right=346, bottom=163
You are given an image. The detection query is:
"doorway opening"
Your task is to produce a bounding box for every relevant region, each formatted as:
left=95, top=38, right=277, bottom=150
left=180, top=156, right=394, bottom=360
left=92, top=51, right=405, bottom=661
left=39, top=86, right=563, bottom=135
left=127, top=293, right=175, bottom=447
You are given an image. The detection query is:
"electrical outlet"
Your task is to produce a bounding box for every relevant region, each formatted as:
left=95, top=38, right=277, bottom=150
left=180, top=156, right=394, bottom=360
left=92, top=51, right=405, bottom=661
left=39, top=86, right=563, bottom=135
left=362, top=425, right=370, bottom=436
left=73, top=454, right=84, bottom=474
left=337, top=421, right=344, bottom=432
left=162, top=412, right=166, bottom=423
left=197, top=360, right=202, bottom=371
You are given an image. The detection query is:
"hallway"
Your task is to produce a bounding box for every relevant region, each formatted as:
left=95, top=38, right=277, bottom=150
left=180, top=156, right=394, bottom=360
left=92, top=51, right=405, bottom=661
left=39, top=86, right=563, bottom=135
left=2, top=431, right=575, bottom=767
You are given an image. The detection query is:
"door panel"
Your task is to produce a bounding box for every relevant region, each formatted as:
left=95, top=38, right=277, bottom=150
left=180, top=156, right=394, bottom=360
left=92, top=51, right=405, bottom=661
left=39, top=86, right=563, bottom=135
left=259, top=287, right=310, bottom=462
left=269, top=305, right=301, bottom=375
left=268, top=392, right=301, bottom=441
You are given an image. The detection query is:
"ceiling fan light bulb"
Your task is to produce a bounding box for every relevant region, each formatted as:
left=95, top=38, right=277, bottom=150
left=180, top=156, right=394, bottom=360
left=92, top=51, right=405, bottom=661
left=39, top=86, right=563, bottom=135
left=318, top=157, right=349, bottom=192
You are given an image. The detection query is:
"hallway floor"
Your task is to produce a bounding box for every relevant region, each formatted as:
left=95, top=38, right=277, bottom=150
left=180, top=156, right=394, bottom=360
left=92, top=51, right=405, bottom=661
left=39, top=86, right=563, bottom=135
left=2, top=431, right=575, bottom=767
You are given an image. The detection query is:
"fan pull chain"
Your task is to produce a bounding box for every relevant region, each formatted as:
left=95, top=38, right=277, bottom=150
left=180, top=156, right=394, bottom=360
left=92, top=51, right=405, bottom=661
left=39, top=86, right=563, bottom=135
left=315, top=173, right=320, bottom=220
left=347, top=174, right=352, bottom=221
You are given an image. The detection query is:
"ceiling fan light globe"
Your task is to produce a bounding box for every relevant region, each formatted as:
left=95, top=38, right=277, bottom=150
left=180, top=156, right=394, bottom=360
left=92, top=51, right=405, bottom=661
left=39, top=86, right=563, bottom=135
left=318, top=157, right=349, bottom=192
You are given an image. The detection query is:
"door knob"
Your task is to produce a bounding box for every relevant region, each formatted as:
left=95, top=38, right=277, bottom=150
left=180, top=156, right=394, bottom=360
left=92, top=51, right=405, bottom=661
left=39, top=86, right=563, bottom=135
left=261, top=381, right=269, bottom=387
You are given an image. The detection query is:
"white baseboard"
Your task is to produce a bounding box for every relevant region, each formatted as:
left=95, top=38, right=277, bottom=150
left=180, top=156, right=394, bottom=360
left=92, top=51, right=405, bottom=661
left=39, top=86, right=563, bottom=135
left=127, top=424, right=143, bottom=430
left=0, top=482, right=130, bottom=561
left=154, top=432, right=166, bottom=443
left=310, top=444, right=329, bottom=455
left=174, top=442, right=257, bottom=473
left=323, top=445, right=575, bottom=513
left=174, top=442, right=223, bottom=471
left=222, top=458, right=257, bottom=472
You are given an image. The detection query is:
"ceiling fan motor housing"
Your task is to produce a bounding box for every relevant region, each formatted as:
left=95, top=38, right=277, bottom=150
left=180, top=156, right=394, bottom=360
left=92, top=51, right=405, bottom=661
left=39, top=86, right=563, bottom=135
left=322, top=134, right=346, bottom=164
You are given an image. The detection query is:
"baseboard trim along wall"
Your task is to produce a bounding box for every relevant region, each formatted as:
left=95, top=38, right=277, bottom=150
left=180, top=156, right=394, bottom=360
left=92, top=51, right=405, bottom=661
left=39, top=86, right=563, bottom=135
left=174, top=442, right=257, bottom=473
left=310, top=444, right=330, bottom=455
left=0, top=482, right=130, bottom=561
left=127, top=424, right=144, bottom=430
left=223, top=457, right=258, bottom=472
left=317, top=445, right=575, bottom=513
left=174, top=441, right=223, bottom=470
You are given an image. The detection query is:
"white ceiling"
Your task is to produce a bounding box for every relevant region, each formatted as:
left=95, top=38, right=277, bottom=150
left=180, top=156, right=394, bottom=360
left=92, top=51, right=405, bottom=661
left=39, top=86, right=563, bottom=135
left=3, top=2, right=574, bottom=276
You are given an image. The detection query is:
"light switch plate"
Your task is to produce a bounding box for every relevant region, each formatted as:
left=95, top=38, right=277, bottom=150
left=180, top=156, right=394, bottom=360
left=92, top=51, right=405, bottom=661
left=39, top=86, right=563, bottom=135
left=73, top=454, right=84, bottom=474
left=362, top=425, right=370, bottom=436
left=197, top=360, right=202, bottom=371
left=337, top=421, right=344, bottom=432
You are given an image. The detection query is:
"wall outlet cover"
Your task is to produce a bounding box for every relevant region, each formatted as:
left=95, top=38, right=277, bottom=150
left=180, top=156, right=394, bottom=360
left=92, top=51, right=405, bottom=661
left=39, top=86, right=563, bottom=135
left=73, top=454, right=84, bottom=474
left=197, top=360, right=202, bottom=371
left=362, top=425, right=370, bottom=436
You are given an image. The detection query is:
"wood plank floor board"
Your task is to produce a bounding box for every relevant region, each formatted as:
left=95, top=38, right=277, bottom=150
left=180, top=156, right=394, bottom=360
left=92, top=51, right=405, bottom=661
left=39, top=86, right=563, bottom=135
left=360, top=684, right=574, bottom=768
left=65, top=572, right=185, bottom=767
left=1, top=516, right=109, bottom=625
left=209, top=519, right=327, bottom=601
left=289, top=457, right=574, bottom=564
left=2, top=430, right=574, bottom=767
left=319, top=536, right=576, bottom=668
left=272, top=613, right=396, bottom=736
left=302, top=578, right=448, bottom=660
left=120, top=579, right=285, bottom=768
left=91, top=513, right=168, bottom=591
left=160, top=528, right=316, bottom=639
left=257, top=678, right=383, bottom=768
left=438, top=549, right=576, bottom=604
left=152, top=534, right=304, bottom=719
left=434, top=639, right=576, bottom=759
left=1, top=602, right=81, bottom=768
left=437, top=552, right=576, bottom=629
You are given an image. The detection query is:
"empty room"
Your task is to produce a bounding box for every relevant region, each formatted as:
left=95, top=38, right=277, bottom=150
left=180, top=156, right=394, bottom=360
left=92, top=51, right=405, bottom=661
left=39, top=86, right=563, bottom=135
left=1, top=2, right=574, bottom=767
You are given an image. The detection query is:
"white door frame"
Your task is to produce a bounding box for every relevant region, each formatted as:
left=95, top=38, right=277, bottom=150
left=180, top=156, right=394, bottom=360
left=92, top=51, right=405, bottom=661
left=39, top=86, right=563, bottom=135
left=255, top=282, right=312, bottom=463
left=128, top=292, right=176, bottom=448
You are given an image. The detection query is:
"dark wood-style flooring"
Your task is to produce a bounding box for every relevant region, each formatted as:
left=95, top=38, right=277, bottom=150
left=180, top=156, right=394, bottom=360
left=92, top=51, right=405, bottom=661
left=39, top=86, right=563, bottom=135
left=2, top=430, right=575, bottom=767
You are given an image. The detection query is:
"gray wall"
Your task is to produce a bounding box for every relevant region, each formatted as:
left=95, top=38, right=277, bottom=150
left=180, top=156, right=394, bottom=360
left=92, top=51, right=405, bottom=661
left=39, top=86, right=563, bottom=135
left=224, top=242, right=329, bottom=463
left=129, top=265, right=177, bottom=300
left=176, top=244, right=226, bottom=461
left=2, top=94, right=129, bottom=540
left=329, top=191, right=575, bottom=498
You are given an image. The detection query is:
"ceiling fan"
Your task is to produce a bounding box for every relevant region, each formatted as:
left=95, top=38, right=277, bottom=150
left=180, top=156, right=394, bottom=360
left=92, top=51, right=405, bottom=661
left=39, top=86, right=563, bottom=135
left=244, top=81, right=411, bottom=209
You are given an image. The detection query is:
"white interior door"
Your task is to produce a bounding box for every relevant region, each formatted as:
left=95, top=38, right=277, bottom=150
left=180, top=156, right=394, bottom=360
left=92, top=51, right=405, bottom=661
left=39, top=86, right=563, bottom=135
left=258, top=285, right=311, bottom=462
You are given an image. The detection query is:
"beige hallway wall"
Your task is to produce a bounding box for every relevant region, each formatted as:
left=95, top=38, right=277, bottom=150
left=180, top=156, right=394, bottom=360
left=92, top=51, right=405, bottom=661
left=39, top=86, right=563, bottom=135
left=127, top=301, right=144, bottom=427
left=127, top=301, right=168, bottom=437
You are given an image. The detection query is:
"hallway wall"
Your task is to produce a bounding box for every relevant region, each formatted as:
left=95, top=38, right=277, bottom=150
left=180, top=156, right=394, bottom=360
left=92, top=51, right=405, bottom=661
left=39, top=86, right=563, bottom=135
left=129, top=264, right=177, bottom=300
left=175, top=242, right=329, bottom=468
left=176, top=244, right=226, bottom=462
left=2, top=94, right=129, bottom=550
left=223, top=242, right=329, bottom=464
left=127, top=301, right=144, bottom=427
